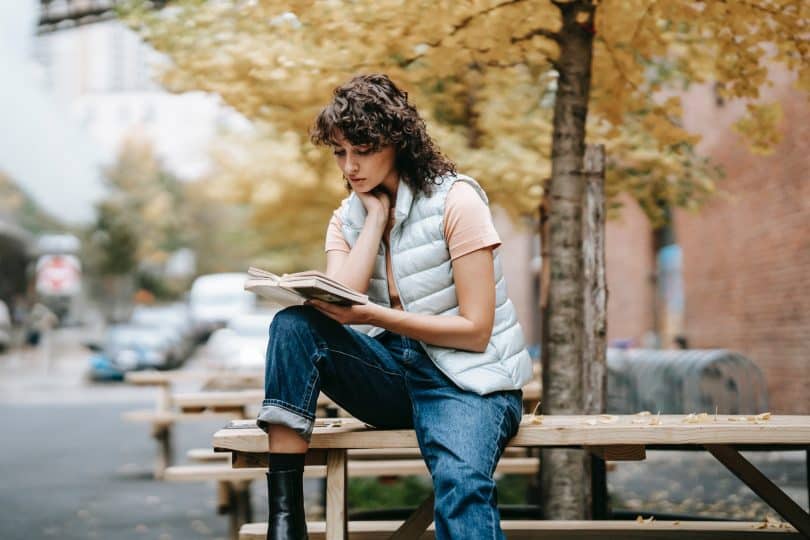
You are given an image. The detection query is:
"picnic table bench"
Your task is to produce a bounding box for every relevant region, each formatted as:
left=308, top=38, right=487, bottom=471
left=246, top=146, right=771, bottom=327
left=122, top=370, right=266, bottom=478
left=213, top=413, right=810, bottom=539
left=166, top=451, right=539, bottom=539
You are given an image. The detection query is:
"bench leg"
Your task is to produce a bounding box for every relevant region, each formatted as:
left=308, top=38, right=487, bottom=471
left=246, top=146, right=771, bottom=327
left=236, top=480, right=253, bottom=526
left=590, top=453, right=609, bottom=519
left=220, top=480, right=252, bottom=540
left=152, top=425, right=172, bottom=480
left=705, top=444, right=810, bottom=537
left=388, top=493, right=435, bottom=540
left=222, top=482, right=240, bottom=540
left=325, top=449, right=347, bottom=540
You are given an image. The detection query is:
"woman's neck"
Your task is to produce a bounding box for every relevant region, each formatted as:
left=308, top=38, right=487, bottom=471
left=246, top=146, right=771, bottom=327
left=380, top=172, right=400, bottom=205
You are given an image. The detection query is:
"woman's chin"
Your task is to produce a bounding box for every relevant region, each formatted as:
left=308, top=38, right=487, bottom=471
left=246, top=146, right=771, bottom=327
left=351, top=182, right=374, bottom=193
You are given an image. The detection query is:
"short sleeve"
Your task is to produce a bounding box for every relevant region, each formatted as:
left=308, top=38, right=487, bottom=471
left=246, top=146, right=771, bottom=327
left=443, top=182, right=501, bottom=260
left=324, top=210, right=351, bottom=253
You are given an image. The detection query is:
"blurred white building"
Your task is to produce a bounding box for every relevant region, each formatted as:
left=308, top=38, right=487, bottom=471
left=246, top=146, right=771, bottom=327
left=2, top=2, right=250, bottom=224
left=35, top=19, right=250, bottom=181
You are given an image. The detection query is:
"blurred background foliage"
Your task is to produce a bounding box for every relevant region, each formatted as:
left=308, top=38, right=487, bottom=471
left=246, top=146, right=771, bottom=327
left=0, top=172, right=64, bottom=234
left=115, top=0, right=806, bottom=271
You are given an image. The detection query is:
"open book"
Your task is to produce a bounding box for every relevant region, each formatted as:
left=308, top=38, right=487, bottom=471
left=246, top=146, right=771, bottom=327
left=244, top=267, right=368, bottom=307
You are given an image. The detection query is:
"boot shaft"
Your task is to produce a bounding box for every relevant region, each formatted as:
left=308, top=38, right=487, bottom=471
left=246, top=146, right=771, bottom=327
left=266, top=470, right=308, bottom=540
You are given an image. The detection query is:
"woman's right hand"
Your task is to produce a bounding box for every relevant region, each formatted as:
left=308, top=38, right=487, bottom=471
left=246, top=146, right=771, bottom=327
left=356, top=188, right=391, bottom=225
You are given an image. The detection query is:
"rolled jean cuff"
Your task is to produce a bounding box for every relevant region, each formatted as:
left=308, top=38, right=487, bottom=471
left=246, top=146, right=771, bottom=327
left=256, top=399, right=315, bottom=442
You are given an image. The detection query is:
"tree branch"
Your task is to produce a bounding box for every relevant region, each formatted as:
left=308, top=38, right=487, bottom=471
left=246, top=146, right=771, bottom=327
left=402, top=0, right=537, bottom=67
left=629, top=0, right=658, bottom=48
left=512, top=27, right=562, bottom=44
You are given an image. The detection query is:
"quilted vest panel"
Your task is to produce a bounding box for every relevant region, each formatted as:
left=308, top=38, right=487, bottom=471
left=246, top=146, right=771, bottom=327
left=338, top=174, right=532, bottom=395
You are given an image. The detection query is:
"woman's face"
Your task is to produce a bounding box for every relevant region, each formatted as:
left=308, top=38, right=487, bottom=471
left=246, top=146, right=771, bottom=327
left=331, top=133, right=398, bottom=194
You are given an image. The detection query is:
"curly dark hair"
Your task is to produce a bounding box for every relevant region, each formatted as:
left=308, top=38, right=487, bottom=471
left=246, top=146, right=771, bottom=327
left=311, top=73, right=455, bottom=195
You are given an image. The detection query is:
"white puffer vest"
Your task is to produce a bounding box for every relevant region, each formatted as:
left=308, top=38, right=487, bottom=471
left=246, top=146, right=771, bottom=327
left=338, top=173, right=532, bottom=395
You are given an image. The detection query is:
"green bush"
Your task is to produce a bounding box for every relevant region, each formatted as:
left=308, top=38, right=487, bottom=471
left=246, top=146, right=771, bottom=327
left=348, top=474, right=532, bottom=510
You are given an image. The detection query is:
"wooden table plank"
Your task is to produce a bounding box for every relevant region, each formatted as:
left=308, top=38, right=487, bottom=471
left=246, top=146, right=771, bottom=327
left=239, top=520, right=800, bottom=539
left=173, top=390, right=264, bottom=409
left=213, top=415, right=810, bottom=454
left=125, top=370, right=264, bottom=386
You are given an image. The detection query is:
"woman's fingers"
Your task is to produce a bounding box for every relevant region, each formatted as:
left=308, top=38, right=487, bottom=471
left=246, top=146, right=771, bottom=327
left=307, top=299, right=345, bottom=322
left=356, top=189, right=390, bottom=216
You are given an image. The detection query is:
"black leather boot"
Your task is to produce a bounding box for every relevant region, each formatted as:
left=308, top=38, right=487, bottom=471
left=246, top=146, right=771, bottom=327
left=266, top=469, right=308, bottom=540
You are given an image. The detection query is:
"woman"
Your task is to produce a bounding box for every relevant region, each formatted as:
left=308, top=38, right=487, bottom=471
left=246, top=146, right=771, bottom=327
left=259, top=73, right=532, bottom=540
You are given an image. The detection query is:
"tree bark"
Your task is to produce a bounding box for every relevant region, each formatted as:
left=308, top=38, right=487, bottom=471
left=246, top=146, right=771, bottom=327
left=540, top=0, right=596, bottom=520
left=582, top=145, right=608, bottom=518
left=582, top=145, right=607, bottom=418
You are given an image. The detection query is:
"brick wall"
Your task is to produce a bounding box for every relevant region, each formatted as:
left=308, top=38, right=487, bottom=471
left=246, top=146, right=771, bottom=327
left=605, top=195, right=656, bottom=347
left=673, top=72, right=810, bottom=413
left=494, top=70, right=809, bottom=413
left=492, top=208, right=540, bottom=345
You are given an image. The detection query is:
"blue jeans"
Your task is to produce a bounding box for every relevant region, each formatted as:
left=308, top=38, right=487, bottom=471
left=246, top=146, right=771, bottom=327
left=258, top=306, right=523, bottom=540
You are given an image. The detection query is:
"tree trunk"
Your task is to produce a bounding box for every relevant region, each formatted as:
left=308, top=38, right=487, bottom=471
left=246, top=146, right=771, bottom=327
left=582, top=145, right=608, bottom=518
left=540, top=0, right=596, bottom=520
left=582, top=145, right=607, bottom=418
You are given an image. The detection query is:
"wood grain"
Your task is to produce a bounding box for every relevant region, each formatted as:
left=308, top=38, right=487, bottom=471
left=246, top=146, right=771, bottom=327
left=239, top=520, right=799, bottom=539
left=214, top=415, right=810, bottom=454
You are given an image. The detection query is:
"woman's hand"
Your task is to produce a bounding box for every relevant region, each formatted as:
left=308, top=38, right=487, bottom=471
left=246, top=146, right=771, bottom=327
left=306, top=299, right=382, bottom=326
left=355, top=188, right=390, bottom=224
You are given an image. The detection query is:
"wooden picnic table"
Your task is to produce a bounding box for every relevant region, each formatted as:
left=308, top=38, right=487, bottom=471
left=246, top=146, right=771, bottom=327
left=122, top=370, right=335, bottom=478
left=213, top=414, right=810, bottom=539
left=123, top=370, right=263, bottom=478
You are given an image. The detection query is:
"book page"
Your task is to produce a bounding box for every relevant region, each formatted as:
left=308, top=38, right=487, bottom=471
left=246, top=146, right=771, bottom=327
left=281, top=271, right=359, bottom=296
left=244, top=279, right=305, bottom=307
left=247, top=266, right=281, bottom=282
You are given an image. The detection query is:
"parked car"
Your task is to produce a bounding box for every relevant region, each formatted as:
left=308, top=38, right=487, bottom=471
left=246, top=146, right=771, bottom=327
left=0, top=300, right=11, bottom=352
left=130, top=303, right=196, bottom=363
left=206, top=310, right=279, bottom=371
left=188, top=273, right=255, bottom=341
left=87, top=324, right=180, bottom=381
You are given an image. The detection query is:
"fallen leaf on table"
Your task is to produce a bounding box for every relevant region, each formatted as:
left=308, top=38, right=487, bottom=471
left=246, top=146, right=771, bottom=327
left=746, top=412, right=772, bottom=423
left=598, top=414, right=618, bottom=423
left=682, top=412, right=712, bottom=424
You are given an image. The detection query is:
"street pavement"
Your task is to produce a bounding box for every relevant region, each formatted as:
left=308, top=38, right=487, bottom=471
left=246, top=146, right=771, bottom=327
left=0, top=327, right=265, bottom=540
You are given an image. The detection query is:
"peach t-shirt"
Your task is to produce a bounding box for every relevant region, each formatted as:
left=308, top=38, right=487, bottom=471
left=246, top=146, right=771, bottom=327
left=324, top=182, right=501, bottom=310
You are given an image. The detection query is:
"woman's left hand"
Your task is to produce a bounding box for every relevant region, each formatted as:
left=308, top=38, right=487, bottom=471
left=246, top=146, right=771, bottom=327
left=305, top=299, right=381, bottom=326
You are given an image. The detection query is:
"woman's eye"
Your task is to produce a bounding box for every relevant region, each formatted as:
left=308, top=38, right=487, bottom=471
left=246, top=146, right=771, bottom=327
left=332, top=149, right=345, bottom=156
left=356, top=148, right=372, bottom=155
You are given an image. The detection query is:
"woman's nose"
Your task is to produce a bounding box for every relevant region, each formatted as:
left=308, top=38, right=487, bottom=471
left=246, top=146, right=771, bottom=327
left=344, top=158, right=356, bottom=175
